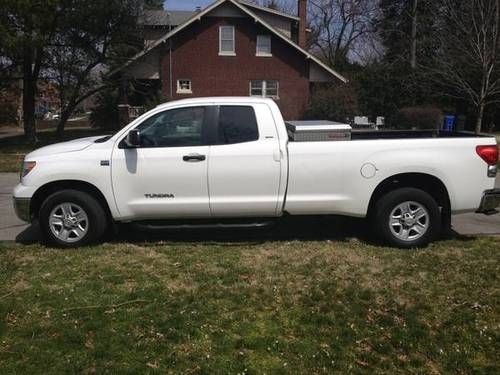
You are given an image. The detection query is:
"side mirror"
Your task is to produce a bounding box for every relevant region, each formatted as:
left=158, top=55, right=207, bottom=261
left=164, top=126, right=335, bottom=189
left=125, top=129, right=141, bottom=148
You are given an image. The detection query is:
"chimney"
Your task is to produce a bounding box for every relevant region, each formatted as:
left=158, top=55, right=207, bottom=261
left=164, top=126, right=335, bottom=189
left=298, top=0, right=307, bottom=48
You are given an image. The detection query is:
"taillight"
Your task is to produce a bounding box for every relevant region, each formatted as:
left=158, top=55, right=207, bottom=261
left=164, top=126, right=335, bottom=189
left=476, top=145, right=499, bottom=165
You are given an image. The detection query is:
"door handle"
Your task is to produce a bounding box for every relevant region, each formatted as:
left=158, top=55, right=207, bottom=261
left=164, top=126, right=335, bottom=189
left=183, top=153, right=206, bottom=162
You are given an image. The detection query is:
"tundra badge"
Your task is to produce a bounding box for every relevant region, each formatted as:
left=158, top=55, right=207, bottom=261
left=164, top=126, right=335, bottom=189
left=144, top=193, right=175, bottom=198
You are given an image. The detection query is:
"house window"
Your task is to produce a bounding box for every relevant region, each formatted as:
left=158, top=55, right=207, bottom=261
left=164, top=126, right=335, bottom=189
left=219, top=26, right=235, bottom=56
left=177, top=79, right=192, bottom=94
left=250, top=80, right=279, bottom=99
left=256, top=35, right=271, bottom=56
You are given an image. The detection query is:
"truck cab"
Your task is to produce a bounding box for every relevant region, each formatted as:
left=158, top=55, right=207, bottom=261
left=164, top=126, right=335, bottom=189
left=110, top=100, right=288, bottom=220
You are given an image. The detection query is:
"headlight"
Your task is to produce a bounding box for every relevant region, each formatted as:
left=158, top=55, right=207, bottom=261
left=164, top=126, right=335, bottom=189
left=20, top=161, right=36, bottom=180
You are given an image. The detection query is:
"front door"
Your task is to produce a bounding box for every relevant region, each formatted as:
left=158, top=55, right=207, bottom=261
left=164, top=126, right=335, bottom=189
left=111, top=106, right=211, bottom=220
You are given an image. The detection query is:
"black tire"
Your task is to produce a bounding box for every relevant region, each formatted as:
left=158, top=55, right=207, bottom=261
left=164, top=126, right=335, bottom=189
left=371, top=188, right=441, bottom=248
left=39, top=189, right=108, bottom=247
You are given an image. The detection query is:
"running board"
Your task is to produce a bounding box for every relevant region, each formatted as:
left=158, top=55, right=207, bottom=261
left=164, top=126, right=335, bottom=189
left=132, top=220, right=276, bottom=231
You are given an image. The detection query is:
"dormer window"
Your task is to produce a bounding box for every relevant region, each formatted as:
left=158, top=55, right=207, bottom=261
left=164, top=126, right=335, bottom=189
left=219, top=26, right=235, bottom=56
left=256, top=35, right=272, bottom=56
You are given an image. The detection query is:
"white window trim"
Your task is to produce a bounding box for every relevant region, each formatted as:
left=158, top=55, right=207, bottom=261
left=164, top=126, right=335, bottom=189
left=249, top=80, right=279, bottom=99
left=176, top=79, right=192, bottom=94
left=256, top=35, right=272, bottom=57
left=219, top=25, right=236, bottom=56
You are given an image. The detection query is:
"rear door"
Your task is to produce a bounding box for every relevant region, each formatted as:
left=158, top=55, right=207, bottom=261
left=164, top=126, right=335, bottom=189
left=208, top=104, right=282, bottom=217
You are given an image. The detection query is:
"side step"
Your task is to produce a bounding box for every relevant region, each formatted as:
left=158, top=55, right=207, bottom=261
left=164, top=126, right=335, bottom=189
left=132, top=219, right=276, bottom=232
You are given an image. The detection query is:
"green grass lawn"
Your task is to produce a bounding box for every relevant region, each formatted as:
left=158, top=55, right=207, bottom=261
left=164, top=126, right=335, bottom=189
left=1, top=237, right=499, bottom=373
left=0, top=128, right=108, bottom=173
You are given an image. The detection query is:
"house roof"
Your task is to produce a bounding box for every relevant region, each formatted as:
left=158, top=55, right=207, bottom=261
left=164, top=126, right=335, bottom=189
left=140, top=1, right=299, bottom=28
left=139, top=10, right=195, bottom=27
left=111, top=0, right=346, bottom=83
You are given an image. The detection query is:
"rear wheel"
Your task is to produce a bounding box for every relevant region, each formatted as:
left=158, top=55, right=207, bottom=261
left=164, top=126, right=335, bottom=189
left=371, top=188, right=441, bottom=248
left=39, top=190, right=108, bottom=247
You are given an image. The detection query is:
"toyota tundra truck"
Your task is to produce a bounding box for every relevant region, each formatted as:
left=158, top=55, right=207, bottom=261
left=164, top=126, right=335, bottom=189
left=13, top=97, right=500, bottom=248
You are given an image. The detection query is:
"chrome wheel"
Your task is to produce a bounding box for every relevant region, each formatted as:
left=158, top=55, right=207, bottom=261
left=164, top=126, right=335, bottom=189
left=49, top=203, right=89, bottom=243
left=389, top=201, right=429, bottom=242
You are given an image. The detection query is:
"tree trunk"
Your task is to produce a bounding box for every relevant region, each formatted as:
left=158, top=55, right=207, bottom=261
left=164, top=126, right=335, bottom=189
left=475, top=102, right=485, bottom=134
left=410, top=0, right=418, bottom=69
left=56, top=107, right=72, bottom=138
left=22, top=46, right=37, bottom=145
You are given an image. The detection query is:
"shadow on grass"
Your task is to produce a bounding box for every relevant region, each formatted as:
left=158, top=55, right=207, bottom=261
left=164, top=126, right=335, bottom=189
left=15, top=215, right=477, bottom=247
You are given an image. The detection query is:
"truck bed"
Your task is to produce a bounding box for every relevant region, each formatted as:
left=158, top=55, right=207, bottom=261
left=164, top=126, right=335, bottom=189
left=350, top=130, right=491, bottom=140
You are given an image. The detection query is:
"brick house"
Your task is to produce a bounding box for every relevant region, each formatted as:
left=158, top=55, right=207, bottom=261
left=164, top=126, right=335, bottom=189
left=113, top=0, right=346, bottom=121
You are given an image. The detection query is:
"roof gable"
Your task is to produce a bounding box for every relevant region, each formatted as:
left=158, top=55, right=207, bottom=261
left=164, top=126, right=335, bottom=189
left=238, top=0, right=300, bottom=21
left=111, top=0, right=346, bottom=83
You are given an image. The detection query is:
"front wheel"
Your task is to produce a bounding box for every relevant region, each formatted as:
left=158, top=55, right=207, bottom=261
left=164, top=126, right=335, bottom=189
left=371, top=188, right=441, bottom=248
left=39, top=190, right=108, bottom=247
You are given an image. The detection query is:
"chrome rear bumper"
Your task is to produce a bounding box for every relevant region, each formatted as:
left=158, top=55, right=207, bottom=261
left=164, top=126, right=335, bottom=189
left=13, top=197, right=31, bottom=222
left=477, top=189, right=500, bottom=215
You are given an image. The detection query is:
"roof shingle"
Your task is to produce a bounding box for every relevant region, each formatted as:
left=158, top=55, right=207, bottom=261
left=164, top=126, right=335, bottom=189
left=139, top=10, right=195, bottom=27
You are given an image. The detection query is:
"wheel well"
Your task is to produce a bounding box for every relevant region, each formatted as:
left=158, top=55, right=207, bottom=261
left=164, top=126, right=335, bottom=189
left=31, top=180, right=113, bottom=222
left=368, top=173, right=451, bottom=219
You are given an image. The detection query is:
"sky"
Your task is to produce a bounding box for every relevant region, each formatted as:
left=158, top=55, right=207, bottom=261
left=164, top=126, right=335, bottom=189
left=164, top=0, right=214, bottom=11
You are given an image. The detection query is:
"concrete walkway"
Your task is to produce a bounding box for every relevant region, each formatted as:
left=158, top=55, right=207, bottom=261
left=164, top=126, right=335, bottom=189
left=0, top=172, right=499, bottom=242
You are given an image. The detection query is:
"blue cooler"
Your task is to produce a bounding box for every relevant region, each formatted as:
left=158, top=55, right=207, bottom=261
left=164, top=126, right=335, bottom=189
left=443, top=115, right=456, bottom=131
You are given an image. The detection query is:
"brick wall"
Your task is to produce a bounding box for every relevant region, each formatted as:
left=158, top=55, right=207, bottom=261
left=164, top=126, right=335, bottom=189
left=160, top=16, right=310, bottom=120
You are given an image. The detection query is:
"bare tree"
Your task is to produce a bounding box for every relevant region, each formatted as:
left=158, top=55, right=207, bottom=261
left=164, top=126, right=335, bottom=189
left=430, top=0, right=500, bottom=133
left=244, top=0, right=295, bottom=13
left=48, top=42, right=110, bottom=137
left=45, top=0, right=141, bottom=137
left=308, top=0, right=378, bottom=67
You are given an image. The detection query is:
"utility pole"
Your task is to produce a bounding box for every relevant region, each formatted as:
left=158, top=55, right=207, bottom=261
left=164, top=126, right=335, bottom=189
left=410, top=0, right=418, bottom=69
left=168, top=11, right=173, bottom=99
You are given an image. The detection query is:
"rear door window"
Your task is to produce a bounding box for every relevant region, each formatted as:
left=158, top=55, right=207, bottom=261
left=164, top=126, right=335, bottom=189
left=217, top=106, right=259, bottom=144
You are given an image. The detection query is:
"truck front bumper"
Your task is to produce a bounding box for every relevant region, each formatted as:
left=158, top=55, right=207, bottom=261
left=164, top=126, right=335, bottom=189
left=12, top=183, right=36, bottom=223
left=13, top=197, right=31, bottom=222
left=477, top=189, right=500, bottom=215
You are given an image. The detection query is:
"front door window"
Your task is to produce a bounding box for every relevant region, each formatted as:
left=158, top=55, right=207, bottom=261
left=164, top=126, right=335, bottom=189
left=135, top=106, right=207, bottom=147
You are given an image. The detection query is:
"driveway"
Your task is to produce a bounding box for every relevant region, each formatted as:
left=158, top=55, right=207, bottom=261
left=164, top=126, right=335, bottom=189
left=0, top=173, right=499, bottom=242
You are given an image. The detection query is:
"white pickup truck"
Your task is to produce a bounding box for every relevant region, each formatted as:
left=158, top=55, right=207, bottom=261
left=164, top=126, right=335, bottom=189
left=13, top=97, right=500, bottom=248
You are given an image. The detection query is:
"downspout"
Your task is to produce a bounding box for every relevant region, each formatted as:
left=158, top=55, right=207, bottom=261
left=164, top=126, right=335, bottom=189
left=168, top=12, right=173, bottom=99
